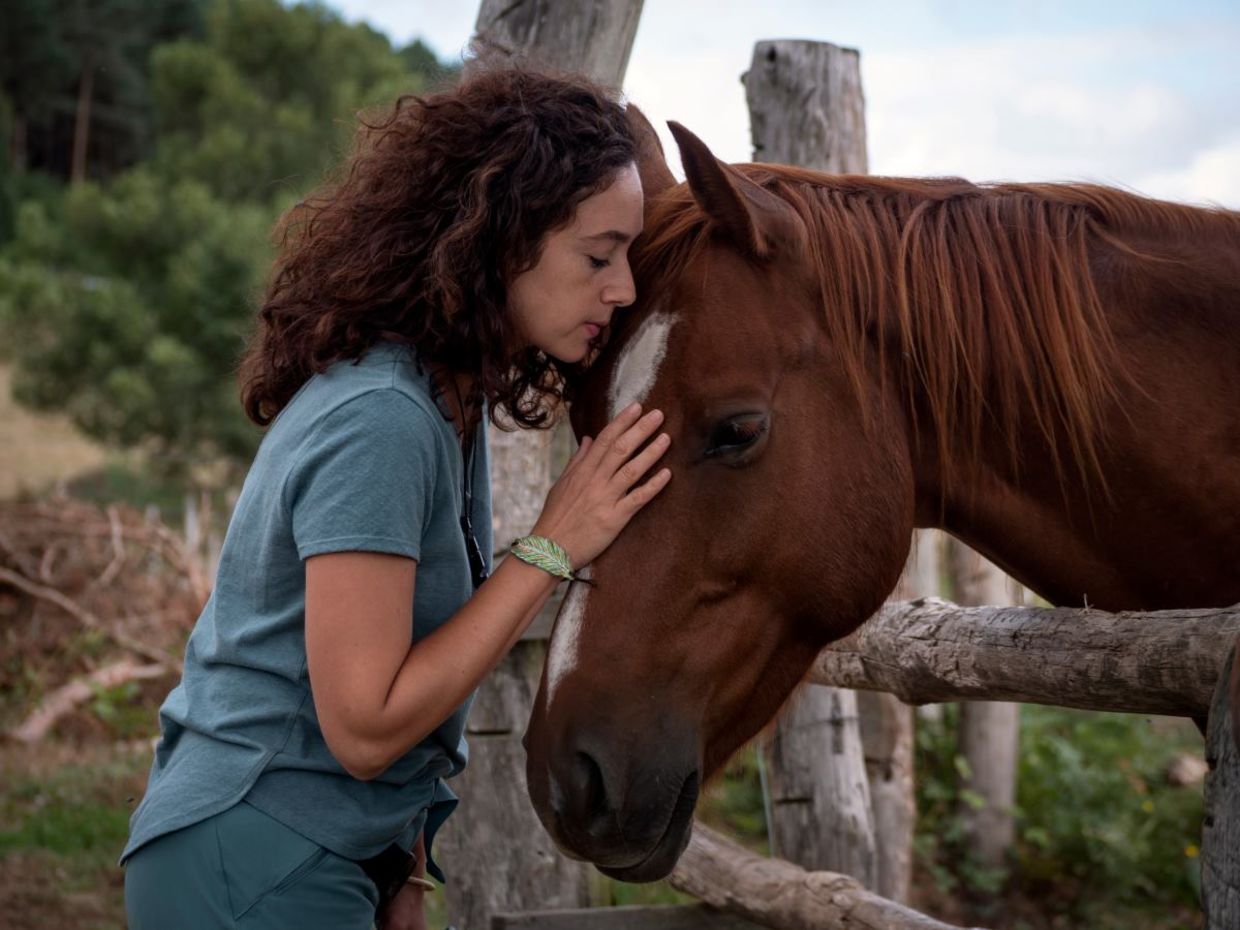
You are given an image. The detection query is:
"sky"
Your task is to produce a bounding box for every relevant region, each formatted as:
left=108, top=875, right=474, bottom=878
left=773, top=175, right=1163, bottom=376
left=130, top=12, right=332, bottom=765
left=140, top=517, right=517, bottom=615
left=330, top=0, right=1240, bottom=208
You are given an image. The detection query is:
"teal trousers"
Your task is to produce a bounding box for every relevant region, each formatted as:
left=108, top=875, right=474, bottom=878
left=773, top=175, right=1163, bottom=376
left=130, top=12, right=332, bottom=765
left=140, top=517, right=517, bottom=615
left=124, top=799, right=380, bottom=929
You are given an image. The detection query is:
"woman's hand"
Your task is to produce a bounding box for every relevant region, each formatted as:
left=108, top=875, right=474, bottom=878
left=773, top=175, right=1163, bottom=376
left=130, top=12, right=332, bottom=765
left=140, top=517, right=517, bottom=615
left=531, top=402, right=672, bottom=568
left=377, top=883, right=427, bottom=930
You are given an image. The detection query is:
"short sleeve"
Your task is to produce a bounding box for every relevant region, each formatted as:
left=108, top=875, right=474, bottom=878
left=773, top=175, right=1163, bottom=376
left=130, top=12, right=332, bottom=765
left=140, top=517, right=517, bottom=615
left=284, top=390, right=439, bottom=561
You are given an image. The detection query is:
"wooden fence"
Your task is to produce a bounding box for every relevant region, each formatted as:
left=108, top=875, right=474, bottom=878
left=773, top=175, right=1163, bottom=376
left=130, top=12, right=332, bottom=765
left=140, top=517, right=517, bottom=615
left=492, top=599, right=1238, bottom=930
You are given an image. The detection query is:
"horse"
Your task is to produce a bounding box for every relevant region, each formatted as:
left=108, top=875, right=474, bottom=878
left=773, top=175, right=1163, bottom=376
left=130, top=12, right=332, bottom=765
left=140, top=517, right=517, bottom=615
left=521, top=106, right=1240, bottom=883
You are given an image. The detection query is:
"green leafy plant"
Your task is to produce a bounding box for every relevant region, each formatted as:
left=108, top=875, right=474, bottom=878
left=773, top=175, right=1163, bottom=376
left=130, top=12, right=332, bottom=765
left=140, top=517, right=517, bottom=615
left=916, top=703, right=1203, bottom=923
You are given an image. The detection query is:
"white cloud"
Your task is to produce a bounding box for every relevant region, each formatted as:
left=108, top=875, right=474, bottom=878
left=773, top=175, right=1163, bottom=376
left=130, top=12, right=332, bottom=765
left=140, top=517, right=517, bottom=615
left=1136, top=136, right=1240, bottom=208
left=860, top=28, right=1237, bottom=206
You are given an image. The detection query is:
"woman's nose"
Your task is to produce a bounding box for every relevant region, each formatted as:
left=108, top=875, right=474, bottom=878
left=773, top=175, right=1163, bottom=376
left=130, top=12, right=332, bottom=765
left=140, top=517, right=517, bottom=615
left=602, top=261, right=635, bottom=307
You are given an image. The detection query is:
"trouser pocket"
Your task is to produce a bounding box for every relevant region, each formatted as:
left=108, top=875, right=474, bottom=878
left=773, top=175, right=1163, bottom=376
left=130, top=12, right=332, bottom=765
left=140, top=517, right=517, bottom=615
left=215, top=800, right=328, bottom=920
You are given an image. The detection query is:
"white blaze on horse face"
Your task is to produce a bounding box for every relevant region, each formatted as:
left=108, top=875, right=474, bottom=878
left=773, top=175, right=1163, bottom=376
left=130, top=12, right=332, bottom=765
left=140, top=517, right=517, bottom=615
left=546, top=565, right=592, bottom=702
left=606, top=312, right=677, bottom=419
left=546, top=315, right=675, bottom=702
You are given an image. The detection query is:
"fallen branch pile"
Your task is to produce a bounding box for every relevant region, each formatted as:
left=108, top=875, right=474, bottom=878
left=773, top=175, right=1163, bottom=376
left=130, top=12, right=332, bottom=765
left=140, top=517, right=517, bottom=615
left=0, top=495, right=206, bottom=742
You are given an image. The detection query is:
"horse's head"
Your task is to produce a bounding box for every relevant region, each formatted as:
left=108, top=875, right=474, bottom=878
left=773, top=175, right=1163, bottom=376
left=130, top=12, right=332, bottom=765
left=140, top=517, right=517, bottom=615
left=523, top=114, right=915, bottom=881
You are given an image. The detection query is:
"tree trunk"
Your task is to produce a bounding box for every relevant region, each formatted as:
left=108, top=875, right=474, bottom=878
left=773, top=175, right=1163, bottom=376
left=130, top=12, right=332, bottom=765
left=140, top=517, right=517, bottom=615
left=71, top=56, right=94, bottom=185
left=744, top=39, right=867, bottom=172
left=11, top=114, right=28, bottom=173
left=473, top=0, right=643, bottom=85
left=947, top=540, right=1019, bottom=873
left=436, top=4, right=645, bottom=928
left=746, top=38, right=888, bottom=891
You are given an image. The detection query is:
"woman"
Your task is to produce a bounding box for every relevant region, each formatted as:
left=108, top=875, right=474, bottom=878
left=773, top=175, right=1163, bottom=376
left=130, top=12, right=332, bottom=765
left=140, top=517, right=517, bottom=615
left=121, top=64, right=671, bottom=930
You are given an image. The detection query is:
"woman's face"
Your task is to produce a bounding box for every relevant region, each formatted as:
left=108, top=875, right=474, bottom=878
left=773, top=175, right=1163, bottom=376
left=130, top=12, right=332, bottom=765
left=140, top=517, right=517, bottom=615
left=509, top=162, right=644, bottom=363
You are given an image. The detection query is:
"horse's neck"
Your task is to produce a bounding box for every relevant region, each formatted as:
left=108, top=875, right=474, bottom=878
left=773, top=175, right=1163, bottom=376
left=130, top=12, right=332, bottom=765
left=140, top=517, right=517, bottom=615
left=913, top=222, right=1240, bottom=611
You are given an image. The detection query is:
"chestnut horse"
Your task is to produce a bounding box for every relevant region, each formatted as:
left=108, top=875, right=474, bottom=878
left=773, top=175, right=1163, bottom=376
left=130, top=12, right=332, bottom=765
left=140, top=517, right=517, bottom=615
left=522, top=110, right=1240, bottom=882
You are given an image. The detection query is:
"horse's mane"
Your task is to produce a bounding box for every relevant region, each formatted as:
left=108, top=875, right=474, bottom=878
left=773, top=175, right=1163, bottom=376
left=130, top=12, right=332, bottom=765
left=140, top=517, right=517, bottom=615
left=632, top=167, right=1240, bottom=490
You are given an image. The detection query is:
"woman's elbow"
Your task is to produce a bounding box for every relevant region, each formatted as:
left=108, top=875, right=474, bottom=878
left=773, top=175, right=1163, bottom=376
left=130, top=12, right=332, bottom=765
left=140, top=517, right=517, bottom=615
left=342, top=752, right=385, bottom=782
left=321, top=710, right=439, bottom=781
left=324, top=727, right=390, bottom=781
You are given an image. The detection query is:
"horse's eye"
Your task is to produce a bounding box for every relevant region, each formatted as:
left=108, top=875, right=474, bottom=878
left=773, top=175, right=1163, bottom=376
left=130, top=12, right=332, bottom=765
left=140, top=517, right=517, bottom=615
left=705, top=414, right=769, bottom=459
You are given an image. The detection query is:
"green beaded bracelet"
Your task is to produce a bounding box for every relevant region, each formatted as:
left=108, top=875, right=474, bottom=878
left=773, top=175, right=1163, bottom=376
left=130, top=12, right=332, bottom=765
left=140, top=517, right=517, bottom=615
left=510, top=535, right=588, bottom=583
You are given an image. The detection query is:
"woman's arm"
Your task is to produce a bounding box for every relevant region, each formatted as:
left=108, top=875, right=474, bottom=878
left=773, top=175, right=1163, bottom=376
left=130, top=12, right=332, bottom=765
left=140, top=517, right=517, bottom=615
left=306, top=403, right=671, bottom=779
left=306, top=549, right=557, bottom=779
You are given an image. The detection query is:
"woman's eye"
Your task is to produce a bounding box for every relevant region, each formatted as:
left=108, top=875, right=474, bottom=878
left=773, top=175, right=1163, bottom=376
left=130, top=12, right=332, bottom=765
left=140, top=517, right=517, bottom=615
left=588, top=255, right=610, bottom=270
left=705, top=415, right=769, bottom=457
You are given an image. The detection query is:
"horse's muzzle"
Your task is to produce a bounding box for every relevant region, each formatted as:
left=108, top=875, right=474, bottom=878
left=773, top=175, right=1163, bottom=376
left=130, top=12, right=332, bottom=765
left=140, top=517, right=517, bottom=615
left=525, top=715, right=700, bottom=882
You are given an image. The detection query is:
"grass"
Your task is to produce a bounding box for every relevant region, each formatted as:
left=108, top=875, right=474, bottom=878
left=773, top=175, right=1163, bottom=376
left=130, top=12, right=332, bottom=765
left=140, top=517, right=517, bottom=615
left=0, top=364, right=107, bottom=500
left=0, top=742, right=149, bottom=930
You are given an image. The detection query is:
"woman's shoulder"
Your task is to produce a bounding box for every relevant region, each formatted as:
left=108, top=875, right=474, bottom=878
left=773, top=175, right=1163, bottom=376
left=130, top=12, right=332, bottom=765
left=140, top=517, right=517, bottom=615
left=284, top=343, right=443, bottom=431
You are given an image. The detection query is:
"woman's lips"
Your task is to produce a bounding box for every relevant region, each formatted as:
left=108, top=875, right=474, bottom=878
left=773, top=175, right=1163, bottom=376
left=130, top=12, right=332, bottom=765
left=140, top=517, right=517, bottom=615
left=584, top=322, right=602, bottom=338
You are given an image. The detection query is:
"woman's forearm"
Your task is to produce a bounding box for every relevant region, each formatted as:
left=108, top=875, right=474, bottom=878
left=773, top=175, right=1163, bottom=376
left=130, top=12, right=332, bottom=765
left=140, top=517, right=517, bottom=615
left=358, top=556, right=558, bottom=776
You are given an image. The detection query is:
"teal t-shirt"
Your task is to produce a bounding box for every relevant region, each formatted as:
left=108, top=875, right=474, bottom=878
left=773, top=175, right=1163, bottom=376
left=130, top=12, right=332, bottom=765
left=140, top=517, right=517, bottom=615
left=120, top=341, right=492, bottom=882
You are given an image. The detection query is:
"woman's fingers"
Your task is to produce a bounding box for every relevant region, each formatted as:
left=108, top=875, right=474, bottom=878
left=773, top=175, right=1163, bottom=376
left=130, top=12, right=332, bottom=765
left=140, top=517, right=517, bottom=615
left=597, top=408, right=664, bottom=474
left=610, top=431, right=671, bottom=492
left=621, top=467, right=672, bottom=513
left=590, top=402, right=644, bottom=460
left=565, top=435, right=593, bottom=469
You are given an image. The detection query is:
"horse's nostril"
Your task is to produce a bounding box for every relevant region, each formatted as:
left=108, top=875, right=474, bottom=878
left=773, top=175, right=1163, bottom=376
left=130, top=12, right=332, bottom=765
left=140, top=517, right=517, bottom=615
left=571, top=750, right=609, bottom=821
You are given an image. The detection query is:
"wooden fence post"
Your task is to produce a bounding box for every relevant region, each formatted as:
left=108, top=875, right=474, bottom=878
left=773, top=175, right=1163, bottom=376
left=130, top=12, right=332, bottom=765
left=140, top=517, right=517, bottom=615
left=946, top=539, right=1020, bottom=874
left=745, top=38, right=881, bottom=889
left=1203, top=646, right=1239, bottom=927
left=867, top=527, right=944, bottom=902
left=436, top=4, right=646, bottom=928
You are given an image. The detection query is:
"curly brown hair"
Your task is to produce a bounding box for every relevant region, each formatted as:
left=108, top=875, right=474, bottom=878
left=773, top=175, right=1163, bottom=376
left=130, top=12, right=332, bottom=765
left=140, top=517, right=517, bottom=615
left=239, top=63, right=637, bottom=428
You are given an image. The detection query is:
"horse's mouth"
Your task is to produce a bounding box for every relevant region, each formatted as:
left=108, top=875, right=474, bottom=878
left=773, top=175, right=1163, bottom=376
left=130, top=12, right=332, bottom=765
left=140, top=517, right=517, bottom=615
left=595, top=769, right=700, bottom=883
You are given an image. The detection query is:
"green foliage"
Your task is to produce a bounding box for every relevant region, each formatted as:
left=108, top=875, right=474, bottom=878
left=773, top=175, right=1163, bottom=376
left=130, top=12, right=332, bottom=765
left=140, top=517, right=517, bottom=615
left=3, top=168, right=268, bottom=475
left=149, top=0, right=421, bottom=203
left=1014, top=707, right=1202, bottom=905
left=702, top=743, right=772, bottom=844
left=0, top=0, right=454, bottom=479
left=916, top=704, right=1203, bottom=920
left=1, top=0, right=206, bottom=180
left=0, top=0, right=77, bottom=130
left=915, top=706, right=1012, bottom=896
left=89, top=680, right=153, bottom=738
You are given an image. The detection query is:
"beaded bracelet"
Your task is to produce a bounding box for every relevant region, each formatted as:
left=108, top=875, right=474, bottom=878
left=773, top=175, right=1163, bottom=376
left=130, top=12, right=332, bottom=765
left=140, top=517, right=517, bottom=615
left=510, top=535, right=588, bottom=584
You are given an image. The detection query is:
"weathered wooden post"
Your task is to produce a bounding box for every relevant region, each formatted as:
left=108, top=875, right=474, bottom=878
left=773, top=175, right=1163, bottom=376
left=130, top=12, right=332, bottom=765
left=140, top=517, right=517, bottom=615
left=947, top=539, right=1020, bottom=873
left=1203, top=646, right=1239, bottom=927
left=744, top=38, right=879, bottom=889
left=435, top=3, right=645, bottom=928
left=866, top=528, right=944, bottom=902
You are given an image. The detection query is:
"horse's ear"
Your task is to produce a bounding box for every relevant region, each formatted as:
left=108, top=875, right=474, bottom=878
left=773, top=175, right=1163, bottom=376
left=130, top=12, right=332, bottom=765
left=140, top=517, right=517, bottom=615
left=667, top=121, right=803, bottom=260
left=625, top=103, right=675, bottom=198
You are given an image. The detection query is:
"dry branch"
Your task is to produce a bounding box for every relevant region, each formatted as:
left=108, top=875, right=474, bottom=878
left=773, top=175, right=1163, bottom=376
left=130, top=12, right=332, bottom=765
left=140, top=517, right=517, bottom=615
left=0, top=565, right=181, bottom=670
left=671, top=820, right=986, bottom=930
left=810, top=598, right=1240, bottom=717
left=94, top=503, right=126, bottom=588
left=7, top=659, right=168, bottom=743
